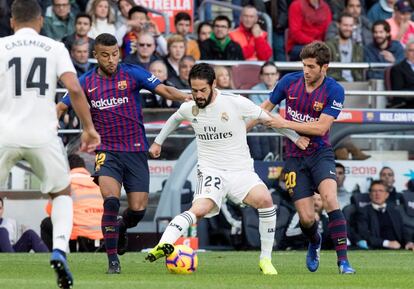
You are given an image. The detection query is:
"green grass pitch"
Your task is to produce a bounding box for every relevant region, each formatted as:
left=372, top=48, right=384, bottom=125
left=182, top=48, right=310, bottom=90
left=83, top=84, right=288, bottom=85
left=0, top=250, right=413, bottom=289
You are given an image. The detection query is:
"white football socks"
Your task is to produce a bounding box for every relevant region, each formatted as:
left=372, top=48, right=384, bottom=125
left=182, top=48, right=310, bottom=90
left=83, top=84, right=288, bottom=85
left=159, top=211, right=197, bottom=244
left=258, top=206, right=277, bottom=260
left=51, top=195, right=73, bottom=252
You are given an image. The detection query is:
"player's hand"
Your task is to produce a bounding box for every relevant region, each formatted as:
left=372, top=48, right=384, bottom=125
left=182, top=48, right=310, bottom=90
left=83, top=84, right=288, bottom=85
left=295, top=136, right=310, bottom=150
left=80, top=128, right=101, bottom=153
left=387, top=240, right=401, bottom=249
left=264, top=114, right=285, bottom=129
left=149, top=143, right=162, bottom=158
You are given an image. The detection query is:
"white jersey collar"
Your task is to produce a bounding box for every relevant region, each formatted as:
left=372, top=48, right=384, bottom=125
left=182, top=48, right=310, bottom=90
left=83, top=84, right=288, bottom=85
left=14, top=27, right=39, bottom=35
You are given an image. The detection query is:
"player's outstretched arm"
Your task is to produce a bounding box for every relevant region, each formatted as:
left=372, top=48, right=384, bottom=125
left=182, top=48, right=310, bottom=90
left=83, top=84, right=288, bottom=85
left=154, top=84, right=192, bottom=102
left=151, top=111, right=185, bottom=158
left=266, top=113, right=335, bottom=136
left=246, top=99, right=276, bottom=131
left=60, top=72, right=101, bottom=152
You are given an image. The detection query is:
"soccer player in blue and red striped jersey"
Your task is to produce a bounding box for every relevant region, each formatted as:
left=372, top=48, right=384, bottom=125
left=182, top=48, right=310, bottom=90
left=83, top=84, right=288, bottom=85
left=262, top=41, right=356, bottom=274
left=63, top=33, right=189, bottom=274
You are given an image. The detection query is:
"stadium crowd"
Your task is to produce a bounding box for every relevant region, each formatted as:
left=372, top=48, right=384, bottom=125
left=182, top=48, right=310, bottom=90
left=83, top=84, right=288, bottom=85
left=1, top=0, right=414, bottom=255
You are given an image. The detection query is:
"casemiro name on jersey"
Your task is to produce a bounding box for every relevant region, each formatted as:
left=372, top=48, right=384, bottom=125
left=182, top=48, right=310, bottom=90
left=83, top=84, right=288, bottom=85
left=5, top=39, right=51, bottom=51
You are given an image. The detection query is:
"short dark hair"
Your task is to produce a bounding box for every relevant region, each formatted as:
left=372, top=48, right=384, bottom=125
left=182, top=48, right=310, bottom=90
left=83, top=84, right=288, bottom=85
left=76, top=12, right=92, bottom=25
left=197, top=21, right=212, bottom=36
left=189, top=63, right=216, bottom=87
left=0, top=197, right=3, bottom=206
left=335, top=162, right=345, bottom=171
left=260, top=61, right=277, bottom=75
left=369, top=180, right=388, bottom=192
left=68, top=154, right=86, bottom=170
left=213, top=15, right=231, bottom=29
left=95, top=33, right=117, bottom=47
left=180, top=55, right=196, bottom=65
left=380, top=166, right=394, bottom=176
left=11, top=0, right=41, bottom=23
left=372, top=19, right=391, bottom=34
left=300, top=41, right=331, bottom=66
left=338, top=12, right=354, bottom=23
left=175, top=12, right=191, bottom=25
left=128, top=5, right=147, bottom=19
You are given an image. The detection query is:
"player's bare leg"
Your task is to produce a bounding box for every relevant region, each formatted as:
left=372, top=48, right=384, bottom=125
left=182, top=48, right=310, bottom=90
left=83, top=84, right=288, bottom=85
left=319, top=179, right=355, bottom=274
left=295, top=196, right=321, bottom=272
left=243, top=184, right=278, bottom=275
left=146, top=199, right=213, bottom=262
left=49, top=187, right=74, bottom=289
left=99, top=176, right=122, bottom=274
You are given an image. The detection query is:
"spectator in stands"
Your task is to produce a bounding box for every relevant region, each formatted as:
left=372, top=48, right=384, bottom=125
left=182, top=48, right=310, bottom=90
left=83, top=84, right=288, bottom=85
left=121, top=6, right=167, bottom=58
left=70, top=39, right=95, bottom=76
left=200, top=15, right=244, bottom=61
left=62, top=12, right=95, bottom=58
left=287, top=0, right=332, bottom=61
left=0, top=197, right=48, bottom=253
left=386, top=0, right=414, bottom=47
left=197, top=21, right=213, bottom=43
left=390, top=41, right=414, bottom=107
left=229, top=5, right=272, bottom=61
left=264, top=0, right=289, bottom=61
left=0, top=0, right=12, bottom=37
left=326, top=12, right=365, bottom=82
left=141, top=60, right=169, bottom=108
left=326, top=0, right=373, bottom=46
left=115, top=0, right=137, bottom=46
left=41, top=154, right=104, bottom=252
left=368, top=0, right=396, bottom=23
left=357, top=180, right=414, bottom=250
left=149, top=60, right=168, bottom=83
left=379, top=167, right=403, bottom=205
left=336, top=162, right=352, bottom=209
left=174, top=12, right=200, bottom=60
left=214, top=66, right=234, bottom=89
left=166, top=56, right=195, bottom=90
left=163, top=34, right=186, bottom=79
left=364, top=20, right=405, bottom=79
left=250, top=62, right=279, bottom=106
left=87, top=0, right=116, bottom=39
left=42, top=0, right=76, bottom=41
left=123, top=33, right=159, bottom=70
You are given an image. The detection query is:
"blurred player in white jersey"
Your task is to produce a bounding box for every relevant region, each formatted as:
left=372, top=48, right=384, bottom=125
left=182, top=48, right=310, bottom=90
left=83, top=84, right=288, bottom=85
left=145, top=63, right=310, bottom=275
left=0, top=0, right=100, bottom=288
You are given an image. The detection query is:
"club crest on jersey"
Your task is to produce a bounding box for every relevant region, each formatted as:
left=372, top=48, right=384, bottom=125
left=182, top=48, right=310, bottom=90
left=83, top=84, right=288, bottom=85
left=313, top=101, right=323, bottom=112
left=192, top=105, right=199, bottom=116
left=117, top=80, right=127, bottom=90
left=221, top=112, right=229, bottom=122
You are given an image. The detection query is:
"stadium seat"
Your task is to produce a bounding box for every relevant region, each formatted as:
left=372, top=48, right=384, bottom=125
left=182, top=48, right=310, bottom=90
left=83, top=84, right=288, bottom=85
left=384, top=66, right=392, bottom=91
left=231, top=64, right=261, bottom=89
left=398, top=191, right=414, bottom=240
left=351, top=193, right=371, bottom=210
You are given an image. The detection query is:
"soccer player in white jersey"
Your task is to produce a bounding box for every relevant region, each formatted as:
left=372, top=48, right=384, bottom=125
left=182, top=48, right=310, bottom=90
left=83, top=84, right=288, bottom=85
left=145, top=63, right=310, bottom=275
left=0, top=1, right=100, bottom=288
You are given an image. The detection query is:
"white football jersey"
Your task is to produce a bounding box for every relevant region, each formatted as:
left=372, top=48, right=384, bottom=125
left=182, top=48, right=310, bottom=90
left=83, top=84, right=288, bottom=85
left=0, top=28, right=76, bottom=147
left=176, top=90, right=264, bottom=171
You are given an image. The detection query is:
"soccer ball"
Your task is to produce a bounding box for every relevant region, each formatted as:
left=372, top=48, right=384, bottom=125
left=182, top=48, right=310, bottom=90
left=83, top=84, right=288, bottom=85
left=165, top=245, right=198, bottom=274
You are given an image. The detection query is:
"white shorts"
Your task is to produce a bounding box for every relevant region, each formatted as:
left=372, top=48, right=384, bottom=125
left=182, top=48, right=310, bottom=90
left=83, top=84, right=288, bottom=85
left=194, top=167, right=266, bottom=218
left=0, top=137, right=70, bottom=194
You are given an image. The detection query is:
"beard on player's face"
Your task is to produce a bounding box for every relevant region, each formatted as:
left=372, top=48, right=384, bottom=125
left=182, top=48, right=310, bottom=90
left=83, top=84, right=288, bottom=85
left=194, top=88, right=213, bottom=108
